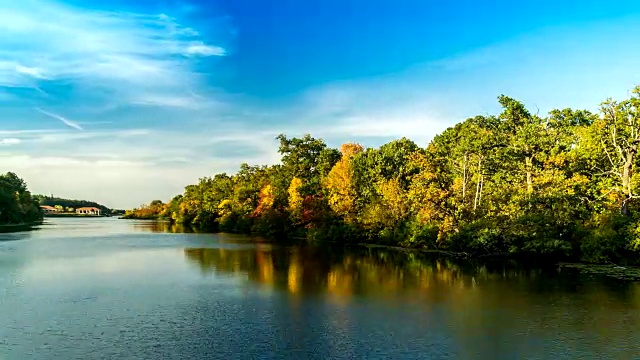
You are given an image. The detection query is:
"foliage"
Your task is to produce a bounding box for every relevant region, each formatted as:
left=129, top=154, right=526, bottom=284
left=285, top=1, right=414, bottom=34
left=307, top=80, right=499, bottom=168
left=123, top=199, right=168, bottom=220
left=323, top=143, right=363, bottom=222
left=143, top=86, right=640, bottom=264
left=0, top=173, right=42, bottom=225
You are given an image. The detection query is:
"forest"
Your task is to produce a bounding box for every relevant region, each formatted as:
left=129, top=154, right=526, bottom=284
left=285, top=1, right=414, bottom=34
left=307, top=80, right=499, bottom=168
left=0, top=172, right=43, bottom=226
left=126, top=86, right=640, bottom=264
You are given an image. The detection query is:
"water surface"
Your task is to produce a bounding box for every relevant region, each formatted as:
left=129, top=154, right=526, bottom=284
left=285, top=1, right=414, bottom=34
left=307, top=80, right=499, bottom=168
left=1, top=218, right=639, bottom=359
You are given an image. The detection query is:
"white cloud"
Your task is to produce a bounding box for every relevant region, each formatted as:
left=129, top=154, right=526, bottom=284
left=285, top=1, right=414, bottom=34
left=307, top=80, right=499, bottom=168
left=0, top=0, right=228, bottom=107
left=0, top=129, right=62, bottom=135
left=275, top=16, right=640, bottom=149
left=6, top=128, right=150, bottom=145
left=15, top=64, right=46, bottom=79
left=3, top=4, right=638, bottom=211
left=0, top=1, right=246, bottom=208
left=268, top=81, right=453, bottom=147
left=0, top=138, right=21, bottom=146
left=1, top=154, right=181, bottom=207
left=0, top=126, right=282, bottom=208
left=184, top=42, right=227, bottom=57
left=130, top=94, right=204, bottom=109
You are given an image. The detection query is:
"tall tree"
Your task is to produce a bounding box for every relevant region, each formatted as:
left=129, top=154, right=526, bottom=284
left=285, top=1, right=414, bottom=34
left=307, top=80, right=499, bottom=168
left=583, top=87, right=640, bottom=215
left=323, top=143, right=363, bottom=222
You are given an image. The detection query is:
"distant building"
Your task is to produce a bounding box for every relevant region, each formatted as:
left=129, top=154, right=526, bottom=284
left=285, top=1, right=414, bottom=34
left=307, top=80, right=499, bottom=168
left=40, top=205, right=59, bottom=213
left=76, top=207, right=101, bottom=216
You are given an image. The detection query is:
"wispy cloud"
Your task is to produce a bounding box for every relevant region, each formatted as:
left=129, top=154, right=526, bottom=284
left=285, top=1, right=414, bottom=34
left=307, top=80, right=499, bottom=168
left=0, top=128, right=153, bottom=146
left=0, top=138, right=21, bottom=146
left=184, top=42, right=227, bottom=57
left=15, top=64, right=46, bottom=79
left=0, top=126, right=281, bottom=207
left=0, top=129, right=63, bottom=135
left=130, top=94, right=205, bottom=109
left=262, top=81, right=452, bottom=147
left=274, top=16, right=640, bottom=149
left=4, top=1, right=638, bottom=210
left=0, top=0, right=229, bottom=109
left=0, top=1, right=241, bottom=207
left=35, top=108, right=84, bottom=131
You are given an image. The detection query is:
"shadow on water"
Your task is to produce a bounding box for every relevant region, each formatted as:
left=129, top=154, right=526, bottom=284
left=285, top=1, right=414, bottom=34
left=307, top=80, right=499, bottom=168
left=131, top=220, right=279, bottom=244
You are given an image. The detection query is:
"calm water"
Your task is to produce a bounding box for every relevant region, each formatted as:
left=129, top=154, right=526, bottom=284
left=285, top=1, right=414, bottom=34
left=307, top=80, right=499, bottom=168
left=1, top=218, right=639, bottom=359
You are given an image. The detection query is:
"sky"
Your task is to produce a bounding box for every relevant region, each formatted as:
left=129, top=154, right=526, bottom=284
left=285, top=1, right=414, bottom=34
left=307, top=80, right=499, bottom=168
left=1, top=0, right=640, bottom=209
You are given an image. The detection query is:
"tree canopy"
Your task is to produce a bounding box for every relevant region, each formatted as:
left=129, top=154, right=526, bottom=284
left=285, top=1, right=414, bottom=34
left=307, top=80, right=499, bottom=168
left=130, top=86, right=640, bottom=264
left=0, top=173, right=42, bottom=225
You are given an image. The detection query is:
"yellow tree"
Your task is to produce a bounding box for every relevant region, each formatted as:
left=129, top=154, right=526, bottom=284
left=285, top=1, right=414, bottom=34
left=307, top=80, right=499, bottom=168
left=407, top=150, right=455, bottom=242
left=372, top=178, right=409, bottom=228
left=253, top=184, right=275, bottom=216
left=323, top=143, right=363, bottom=222
left=288, top=177, right=304, bottom=222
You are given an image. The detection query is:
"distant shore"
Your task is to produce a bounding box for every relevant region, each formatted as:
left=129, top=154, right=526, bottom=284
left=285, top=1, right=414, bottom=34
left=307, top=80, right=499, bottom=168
left=44, top=213, right=106, bottom=218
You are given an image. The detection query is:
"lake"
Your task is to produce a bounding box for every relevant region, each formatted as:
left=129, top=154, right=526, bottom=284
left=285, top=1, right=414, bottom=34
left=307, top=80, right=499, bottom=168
left=1, top=218, right=639, bottom=359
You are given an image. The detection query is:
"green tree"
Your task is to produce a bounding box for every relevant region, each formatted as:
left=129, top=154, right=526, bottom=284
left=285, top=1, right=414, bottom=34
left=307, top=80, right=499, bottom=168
left=0, top=172, right=42, bottom=225
left=155, top=85, right=640, bottom=264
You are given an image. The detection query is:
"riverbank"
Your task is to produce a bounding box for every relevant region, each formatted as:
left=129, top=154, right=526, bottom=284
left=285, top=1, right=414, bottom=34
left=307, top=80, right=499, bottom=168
left=120, top=215, right=164, bottom=220
left=44, top=213, right=105, bottom=218
left=119, top=218, right=640, bottom=281
left=346, top=243, right=640, bottom=281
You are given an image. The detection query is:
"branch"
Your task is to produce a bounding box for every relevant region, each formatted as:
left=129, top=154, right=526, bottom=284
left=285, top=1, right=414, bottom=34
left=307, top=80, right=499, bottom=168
left=600, top=138, right=619, bottom=169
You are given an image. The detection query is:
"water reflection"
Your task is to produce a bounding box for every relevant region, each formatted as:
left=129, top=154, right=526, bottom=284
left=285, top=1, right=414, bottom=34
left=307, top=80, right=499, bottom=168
left=183, top=245, right=640, bottom=304
left=0, top=224, right=41, bottom=236
left=130, top=221, right=196, bottom=233
left=0, top=229, right=36, bottom=241
left=3, top=219, right=639, bottom=359
left=182, top=243, right=640, bottom=358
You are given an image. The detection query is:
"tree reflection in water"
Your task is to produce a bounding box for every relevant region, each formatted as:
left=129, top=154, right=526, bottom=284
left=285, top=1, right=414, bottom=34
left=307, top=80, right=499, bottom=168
left=182, top=242, right=640, bottom=356
left=131, top=221, right=196, bottom=234
left=183, top=244, right=639, bottom=304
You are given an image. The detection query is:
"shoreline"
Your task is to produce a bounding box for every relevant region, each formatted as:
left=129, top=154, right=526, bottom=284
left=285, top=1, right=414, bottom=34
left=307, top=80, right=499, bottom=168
left=114, top=218, right=640, bottom=281
left=44, top=214, right=106, bottom=218
left=0, top=221, right=43, bottom=233
left=349, top=243, right=640, bottom=281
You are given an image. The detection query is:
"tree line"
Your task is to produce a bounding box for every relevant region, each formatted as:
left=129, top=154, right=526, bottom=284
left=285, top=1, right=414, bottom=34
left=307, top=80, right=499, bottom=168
left=127, top=86, right=640, bottom=264
left=34, top=195, right=119, bottom=215
left=0, top=172, right=42, bottom=225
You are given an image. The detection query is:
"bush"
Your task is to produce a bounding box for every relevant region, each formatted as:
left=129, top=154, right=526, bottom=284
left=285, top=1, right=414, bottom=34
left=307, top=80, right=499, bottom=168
left=580, top=213, right=632, bottom=263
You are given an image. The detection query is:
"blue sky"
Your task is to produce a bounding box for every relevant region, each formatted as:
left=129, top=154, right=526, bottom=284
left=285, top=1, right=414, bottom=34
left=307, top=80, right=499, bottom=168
left=1, top=0, right=640, bottom=208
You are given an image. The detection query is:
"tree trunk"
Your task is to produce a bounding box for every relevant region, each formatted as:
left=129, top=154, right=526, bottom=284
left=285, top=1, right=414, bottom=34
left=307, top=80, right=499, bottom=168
left=473, top=157, right=483, bottom=212
left=621, top=149, right=635, bottom=215
left=525, top=156, right=533, bottom=194
left=479, top=176, right=484, bottom=209
left=462, top=154, right=468, bottom=204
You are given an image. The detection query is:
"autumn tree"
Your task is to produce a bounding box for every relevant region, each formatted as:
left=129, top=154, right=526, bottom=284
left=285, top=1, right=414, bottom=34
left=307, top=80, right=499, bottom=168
left=323, top=143, right=363, bottom=222
left=155, top=85, right=640, bottom=264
